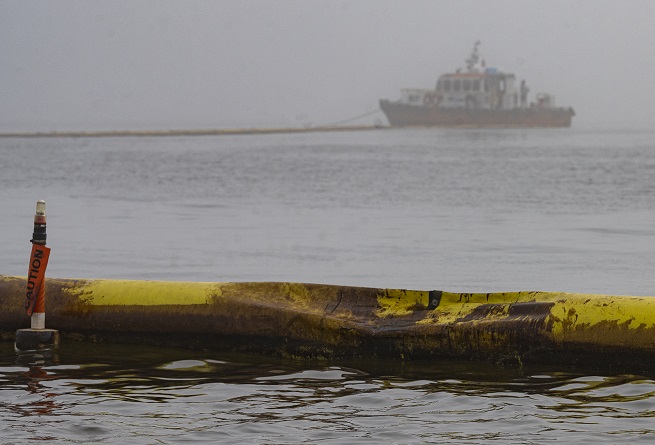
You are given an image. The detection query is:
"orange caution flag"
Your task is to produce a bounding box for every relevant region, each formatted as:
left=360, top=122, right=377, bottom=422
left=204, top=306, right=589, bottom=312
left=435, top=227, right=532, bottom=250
left=25, top=243, right=51, bottom=316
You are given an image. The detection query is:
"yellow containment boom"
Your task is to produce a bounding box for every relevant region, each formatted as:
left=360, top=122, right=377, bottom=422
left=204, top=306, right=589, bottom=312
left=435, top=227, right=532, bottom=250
left=2, top=275, right=655, bottom=370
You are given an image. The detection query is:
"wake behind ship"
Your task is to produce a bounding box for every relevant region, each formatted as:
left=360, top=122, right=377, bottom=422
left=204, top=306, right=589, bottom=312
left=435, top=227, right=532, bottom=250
left=380, top=42, right=575, bottom=128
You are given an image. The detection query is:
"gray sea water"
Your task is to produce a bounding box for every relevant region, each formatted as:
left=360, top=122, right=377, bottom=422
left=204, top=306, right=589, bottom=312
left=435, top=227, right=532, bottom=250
left=2, top=127, right=655, bottom=443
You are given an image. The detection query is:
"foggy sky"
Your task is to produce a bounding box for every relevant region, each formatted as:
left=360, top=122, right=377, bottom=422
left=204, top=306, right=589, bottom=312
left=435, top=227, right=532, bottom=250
left=2, top=0, right=654, bottom=131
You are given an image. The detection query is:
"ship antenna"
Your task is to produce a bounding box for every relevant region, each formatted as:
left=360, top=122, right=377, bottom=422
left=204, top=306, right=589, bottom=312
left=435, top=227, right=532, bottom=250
left=466, top=41, right=481, bottom=72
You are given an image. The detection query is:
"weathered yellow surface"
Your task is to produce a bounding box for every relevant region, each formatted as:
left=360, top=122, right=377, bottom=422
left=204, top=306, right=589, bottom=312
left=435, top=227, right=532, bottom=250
left=64, top=279, right=221, bottom=305
left=376, top=289, right=429, bottom=316
left=375, top=287, right=655, bottom=348
left=547, top=294, right=655, bottom=347
left=3, top=275, right=655, bottom=369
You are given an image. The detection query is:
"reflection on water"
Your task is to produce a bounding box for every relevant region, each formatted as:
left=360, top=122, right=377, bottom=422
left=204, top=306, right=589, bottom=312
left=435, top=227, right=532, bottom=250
left=1, top=342, right=655, bottom=444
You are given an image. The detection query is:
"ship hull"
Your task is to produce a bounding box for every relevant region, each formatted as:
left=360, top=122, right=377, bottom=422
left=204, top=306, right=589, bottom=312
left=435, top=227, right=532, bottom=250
left=380, top=100, right=575, bottom=128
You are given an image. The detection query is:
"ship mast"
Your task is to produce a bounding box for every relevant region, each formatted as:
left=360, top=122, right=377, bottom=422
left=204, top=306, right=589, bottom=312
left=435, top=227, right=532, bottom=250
left=465, top=41, right=485, bottom=73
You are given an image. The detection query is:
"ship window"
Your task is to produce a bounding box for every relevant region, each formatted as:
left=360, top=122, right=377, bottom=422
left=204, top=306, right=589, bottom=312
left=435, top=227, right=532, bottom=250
left=463, top=79, right=471, bottom=91
left=442, top=79, right=451, bottom=92
left=472, top=79, right=480, bottom=91
left=453, top=79, right=461, bottom=91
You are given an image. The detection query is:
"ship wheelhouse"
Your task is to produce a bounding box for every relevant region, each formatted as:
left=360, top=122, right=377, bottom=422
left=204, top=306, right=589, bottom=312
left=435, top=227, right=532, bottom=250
left=435, top=71, right=517, bottom=110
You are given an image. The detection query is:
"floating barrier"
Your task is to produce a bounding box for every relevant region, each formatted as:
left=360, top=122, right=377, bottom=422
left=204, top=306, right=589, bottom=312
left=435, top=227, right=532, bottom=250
left=0, top=125, right=384, bottom=139
left=2, top=276, right=655, bottom=370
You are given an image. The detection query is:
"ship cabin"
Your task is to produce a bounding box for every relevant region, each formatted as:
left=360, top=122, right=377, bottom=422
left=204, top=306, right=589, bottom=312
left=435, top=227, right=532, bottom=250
left=397, top=69, right=519, bottom=111
left=434, top=70, right=517, bottom=110
left=395, top=43, right=561, bottom=113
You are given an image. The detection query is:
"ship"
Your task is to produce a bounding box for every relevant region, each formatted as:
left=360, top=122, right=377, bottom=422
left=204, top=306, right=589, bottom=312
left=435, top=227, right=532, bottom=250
left=379, top=42, right=575, bottom=128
